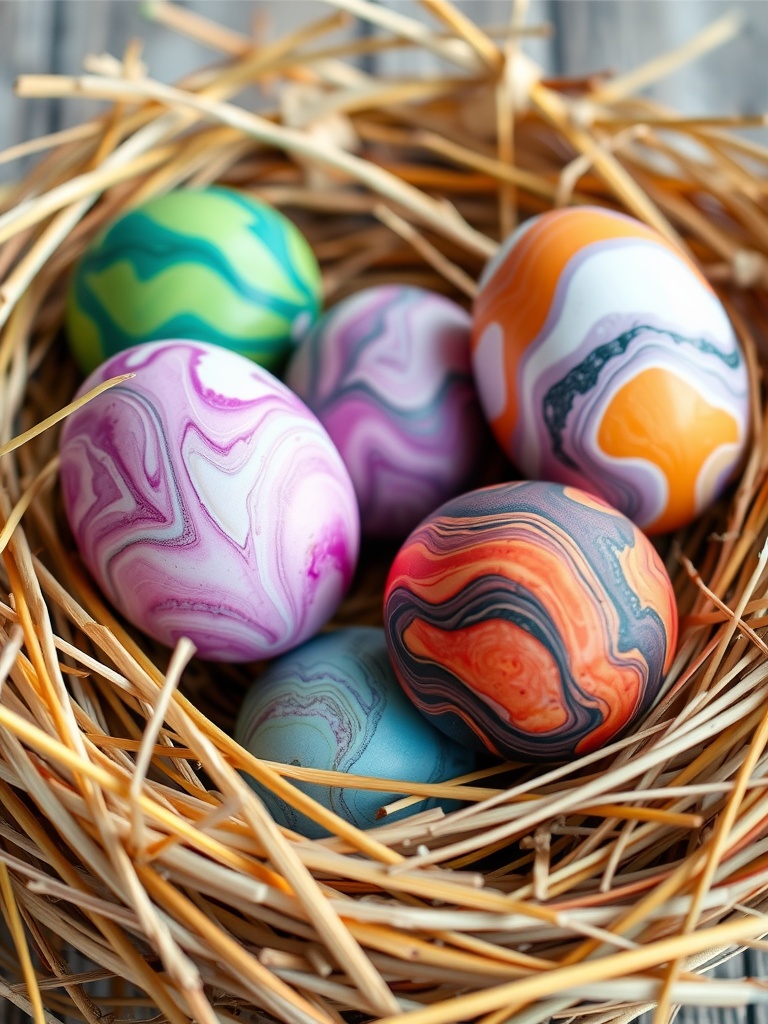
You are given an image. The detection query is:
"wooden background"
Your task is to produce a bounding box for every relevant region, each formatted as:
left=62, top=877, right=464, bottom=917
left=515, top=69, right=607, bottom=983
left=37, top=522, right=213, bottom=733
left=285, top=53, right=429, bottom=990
left=2, top=0, right=768, bottom=167
left=1, top=1, right=768, bottom=1022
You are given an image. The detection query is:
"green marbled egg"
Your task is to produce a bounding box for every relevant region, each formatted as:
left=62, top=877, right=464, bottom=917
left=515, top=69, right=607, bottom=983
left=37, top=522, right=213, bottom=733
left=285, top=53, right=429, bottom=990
left=66, top=186, right=323, bottom=374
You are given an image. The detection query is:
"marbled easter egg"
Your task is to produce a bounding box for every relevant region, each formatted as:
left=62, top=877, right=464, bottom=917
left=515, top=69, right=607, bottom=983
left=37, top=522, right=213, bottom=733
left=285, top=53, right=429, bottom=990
left=59, top=340, right=359, bottom=661
left=285, top=285, right=487, bottom=538
left=384, top=481, right=678, bottom=763
left=66, top=186, right=322, bottom=374
left=235, top=626, right=476, bottom=838
left=472, top=206, right=750, bottom=534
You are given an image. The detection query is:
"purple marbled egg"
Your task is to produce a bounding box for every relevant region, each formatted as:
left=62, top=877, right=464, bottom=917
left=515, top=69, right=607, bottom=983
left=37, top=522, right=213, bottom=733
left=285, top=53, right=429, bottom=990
left=285, top=285, right=487, bottom=538
left=59, top=339, right=360, bottom=661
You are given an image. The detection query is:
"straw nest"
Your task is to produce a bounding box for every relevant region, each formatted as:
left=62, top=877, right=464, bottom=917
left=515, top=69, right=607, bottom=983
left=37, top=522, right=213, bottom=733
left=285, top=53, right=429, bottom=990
left=1, top=2, right=768, bottom=1023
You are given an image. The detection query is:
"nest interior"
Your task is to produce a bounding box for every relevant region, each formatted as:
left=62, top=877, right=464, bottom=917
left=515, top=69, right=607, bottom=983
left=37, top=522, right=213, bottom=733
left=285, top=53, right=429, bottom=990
left=1, top=3, right=768, bottom=1024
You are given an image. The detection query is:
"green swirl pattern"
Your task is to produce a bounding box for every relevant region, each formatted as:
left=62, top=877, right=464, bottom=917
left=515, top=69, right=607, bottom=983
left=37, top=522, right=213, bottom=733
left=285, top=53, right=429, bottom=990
left=66, top=186, right=323, bottom=374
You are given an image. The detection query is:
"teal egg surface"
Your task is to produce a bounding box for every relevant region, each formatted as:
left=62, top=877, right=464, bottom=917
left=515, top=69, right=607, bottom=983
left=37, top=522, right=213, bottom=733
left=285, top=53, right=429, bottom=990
left=66, top=186, right=322, bottom=374
left=234, top=627, right=476, bottom=838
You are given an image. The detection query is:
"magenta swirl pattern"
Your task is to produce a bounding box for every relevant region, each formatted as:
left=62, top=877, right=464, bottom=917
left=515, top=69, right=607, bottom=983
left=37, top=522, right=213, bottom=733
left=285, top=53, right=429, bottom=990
left=383, top=481, right=678, bottom=762
left=59, top=340, right=360, bottom=661
left=285, top=284, right=487, bottom=538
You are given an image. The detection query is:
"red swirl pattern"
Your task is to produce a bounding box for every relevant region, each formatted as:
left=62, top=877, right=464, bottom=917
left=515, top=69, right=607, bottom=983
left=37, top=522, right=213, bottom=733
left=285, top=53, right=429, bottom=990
left=384, top=481, right=678, bottom=762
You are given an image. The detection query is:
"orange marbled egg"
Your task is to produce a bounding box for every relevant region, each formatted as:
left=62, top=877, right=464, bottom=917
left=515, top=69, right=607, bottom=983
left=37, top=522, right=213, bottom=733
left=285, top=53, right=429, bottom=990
left=384, top=481, right=678, bottom=763
left=472, top=206, right=750, bottom=534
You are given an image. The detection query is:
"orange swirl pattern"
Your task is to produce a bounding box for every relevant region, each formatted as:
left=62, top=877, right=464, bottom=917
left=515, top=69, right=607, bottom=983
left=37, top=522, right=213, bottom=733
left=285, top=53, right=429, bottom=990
left=471, top=206, right=750, bottom=533
left=383, top=481, right=678, bottom=762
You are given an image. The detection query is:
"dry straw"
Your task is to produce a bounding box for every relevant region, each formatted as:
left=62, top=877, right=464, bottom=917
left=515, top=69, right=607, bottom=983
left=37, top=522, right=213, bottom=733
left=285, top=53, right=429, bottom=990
left=0, top=2, right=768, bottom=1022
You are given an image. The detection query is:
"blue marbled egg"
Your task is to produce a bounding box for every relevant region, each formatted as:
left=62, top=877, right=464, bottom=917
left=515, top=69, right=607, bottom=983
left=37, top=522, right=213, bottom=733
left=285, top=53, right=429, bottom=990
left=234, top=626, right=476, bottom=838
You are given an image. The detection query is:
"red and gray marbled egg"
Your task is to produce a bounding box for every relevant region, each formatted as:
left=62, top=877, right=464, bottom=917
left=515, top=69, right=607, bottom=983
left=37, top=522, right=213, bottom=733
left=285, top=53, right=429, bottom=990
left=384, top=481, right=678, bottom=763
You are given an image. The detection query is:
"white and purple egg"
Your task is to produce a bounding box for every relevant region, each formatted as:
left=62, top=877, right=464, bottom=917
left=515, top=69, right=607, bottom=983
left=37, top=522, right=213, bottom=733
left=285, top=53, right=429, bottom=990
left=58, top=339, right=360, bottom=662
left=285, top=284, right=488, bottom=539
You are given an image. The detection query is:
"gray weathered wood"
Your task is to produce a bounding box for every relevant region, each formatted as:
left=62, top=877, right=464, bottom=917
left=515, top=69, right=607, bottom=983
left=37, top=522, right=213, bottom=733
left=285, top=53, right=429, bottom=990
left=5, top=0, right=768, bottom=152
left=364, top=0, right=554, bottom=77
left=0, top=0, right=59, bottom=165
left=552, top=0, right=768, bottom=120
left=50, top=0, right=355, bottom=127
left=0, top=0, right=360, bottom=179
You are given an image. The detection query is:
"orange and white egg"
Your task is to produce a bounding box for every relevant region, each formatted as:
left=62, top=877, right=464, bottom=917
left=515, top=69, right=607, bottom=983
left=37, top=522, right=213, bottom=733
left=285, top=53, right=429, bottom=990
left=472, top=206, right=750, bottom=533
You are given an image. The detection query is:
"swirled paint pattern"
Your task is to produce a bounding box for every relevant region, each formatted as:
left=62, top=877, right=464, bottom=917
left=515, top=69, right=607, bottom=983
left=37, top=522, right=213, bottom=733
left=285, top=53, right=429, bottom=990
left=66, top=186, right=322, bottom=374
left=384, top=481, right=678, bottom=762
left=472, top=206, right=750, bottom=533
left=285, top=285, right=487, bottom=538
left=59, top=340, right=359, bottom=662
left=235, top=627, right=476, bottom=838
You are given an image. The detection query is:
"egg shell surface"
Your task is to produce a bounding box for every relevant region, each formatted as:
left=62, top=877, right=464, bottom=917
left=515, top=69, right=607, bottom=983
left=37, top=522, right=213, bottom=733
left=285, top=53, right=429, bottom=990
left=384, top=480, right=678, bottom=763
left=234, top=626, right=476, bottom=838
left=66, top=186, right=322, bottom=375
left=58, top=339, right=360, bottom=662
left=285, top=285, right=487, bottom=538
left=472, top=206, right=750, bottom=533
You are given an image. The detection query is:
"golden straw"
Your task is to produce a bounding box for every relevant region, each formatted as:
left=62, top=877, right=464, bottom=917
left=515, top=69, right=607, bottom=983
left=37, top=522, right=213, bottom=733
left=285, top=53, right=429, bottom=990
left=0, top=3, right=766, bottom=1021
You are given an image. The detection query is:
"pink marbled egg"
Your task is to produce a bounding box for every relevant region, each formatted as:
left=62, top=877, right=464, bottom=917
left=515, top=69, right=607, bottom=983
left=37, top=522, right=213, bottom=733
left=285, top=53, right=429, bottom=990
left=59, top=339, right=360, bottom=661
left=285, top=285, right=487, bottom=538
